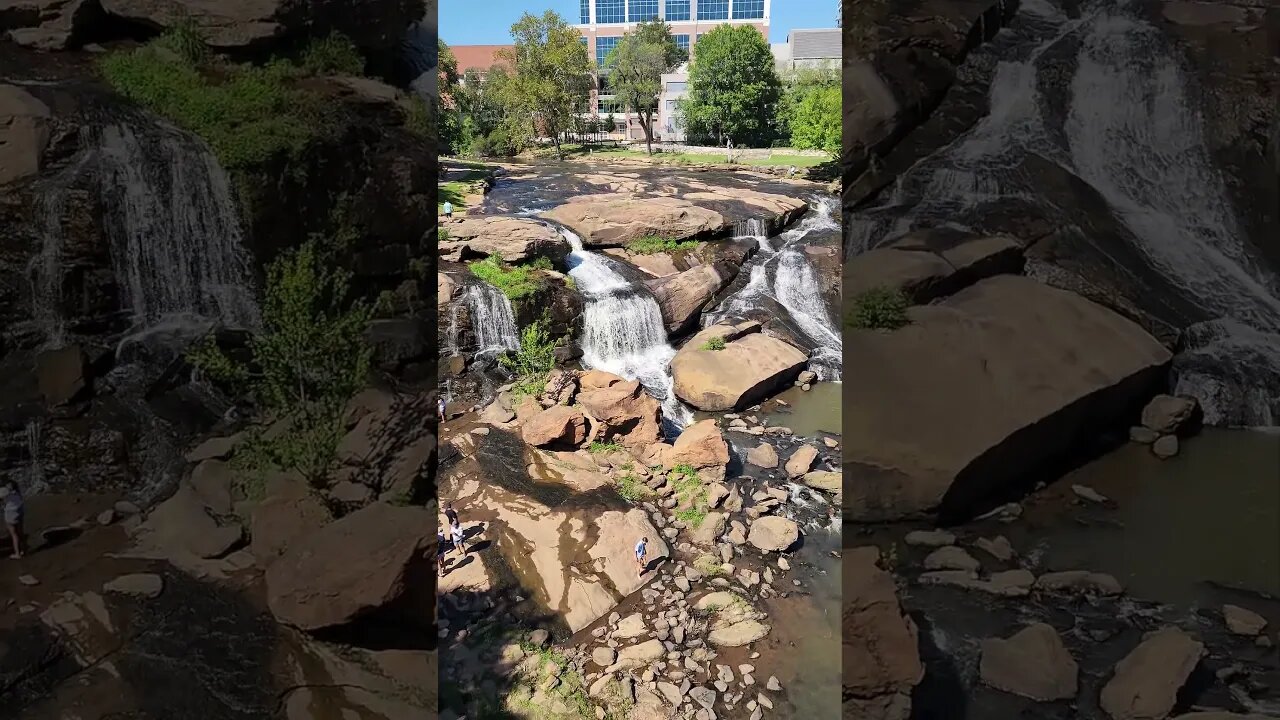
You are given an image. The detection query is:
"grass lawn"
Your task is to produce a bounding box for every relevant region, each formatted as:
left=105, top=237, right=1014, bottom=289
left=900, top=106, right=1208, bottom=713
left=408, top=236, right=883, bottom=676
left=437, top=168, right=490, bottom=214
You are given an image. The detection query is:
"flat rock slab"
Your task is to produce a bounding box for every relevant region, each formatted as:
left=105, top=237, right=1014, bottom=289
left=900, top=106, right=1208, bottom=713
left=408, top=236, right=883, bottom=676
left=844, top=547, right=923, bottom=711
left=439, top=216, right=566, bottom=263
left=544, top=194, right=724, bottom=247
left=980, top=622, right=1078, bottom=701
left=845, top=275, right=1171, bottom=522
left=673, top=325, right=808, bottom=411
left=1100, top=627, right=1205, bottom=720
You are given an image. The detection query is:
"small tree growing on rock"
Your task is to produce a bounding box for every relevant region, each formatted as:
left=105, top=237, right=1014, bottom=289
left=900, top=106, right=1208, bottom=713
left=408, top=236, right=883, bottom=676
left=190, top=239, right=372, bottom=488
left=849, top=287, right=910, bottom=331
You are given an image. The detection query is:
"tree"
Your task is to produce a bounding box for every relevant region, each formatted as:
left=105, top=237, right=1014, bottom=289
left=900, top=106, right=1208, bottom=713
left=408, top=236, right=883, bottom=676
left=605, top=20, right=686, bottom=154
left=498, top=11, right=592, bottom=160
left=679, top=25, right=780, bottom=148
left=789, top=84, right=840, bottom=153
left=438, top=40, right=463, bottom=154
left=189, top=239, right=372, bottom=488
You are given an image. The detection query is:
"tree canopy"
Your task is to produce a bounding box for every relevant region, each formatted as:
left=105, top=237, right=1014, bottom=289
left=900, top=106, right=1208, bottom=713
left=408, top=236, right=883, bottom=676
left=679, top=25, right=780, bottom=148
left=498, top=11, right=592, bottom=159
left=605, top=20, right=686, bottom=154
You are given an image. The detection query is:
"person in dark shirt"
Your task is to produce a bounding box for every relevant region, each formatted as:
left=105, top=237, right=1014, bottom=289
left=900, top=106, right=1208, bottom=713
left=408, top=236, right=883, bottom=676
left=444, top=502, right=459, bottom=527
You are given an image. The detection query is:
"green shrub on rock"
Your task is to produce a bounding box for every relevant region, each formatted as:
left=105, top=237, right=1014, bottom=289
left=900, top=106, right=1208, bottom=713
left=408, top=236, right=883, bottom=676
left=301, top=33, right=365, bottom=75
left=467, top=255, right=541, bottom=300
left=699, top=336, right=726, bottom=351
left=850, top=286, right=910, bottom=331
left=500, top=321, right=558, bottom=397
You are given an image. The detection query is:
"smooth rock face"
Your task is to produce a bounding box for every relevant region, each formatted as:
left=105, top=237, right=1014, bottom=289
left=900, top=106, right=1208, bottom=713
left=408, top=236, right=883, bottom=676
left=1222, top=604, right=1267, bottom=636
left=844, top=547, right=923, bottom=718
left=746, top=516, right=800, bottom=552
left=666, top=419, right=730, bottom=471
left=0, top=0, right=100, bottom=49
left=439, top=216, right=566, bottom=263
left=544, top=194, right=724, bottom=247
left=784, top=445, right=819, bottom=478
left=251, top=493, right=333, bottom=562
left=521, top=405, right=588, bottom=448
left=0, top=83, right=52, bottom=183
left=1141, top=394, right=1199, bottom=434
left=672, top=326, right=808, bottom=411
left=845, top=275, right=1171, bottom=522
left=844, top=231, right=1024, bottom=303
left=645, top=264, right=733, bottom=335
left=980, top=623, right=1078, bottom=701
left=1100, top=627, right=1205, bottom=720
left=746, top=443, right=779, bottom=468
left=803, top=470, right=841, bottom=494
left=265, top=502, right=433, bottom=631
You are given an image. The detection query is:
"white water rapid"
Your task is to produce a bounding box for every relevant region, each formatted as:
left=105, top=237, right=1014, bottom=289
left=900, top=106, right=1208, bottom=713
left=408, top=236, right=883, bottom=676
left=562, top=228, right=692, bottom=428
left=462, top=282, right=520, bottom=358
left=706, top=195, right=843, bottom=379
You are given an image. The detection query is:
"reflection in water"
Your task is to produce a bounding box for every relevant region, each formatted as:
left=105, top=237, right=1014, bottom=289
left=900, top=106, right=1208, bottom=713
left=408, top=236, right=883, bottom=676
left=761, top=383, right=842, bottom=438
left=1019, top=429, right=1280, bottom=605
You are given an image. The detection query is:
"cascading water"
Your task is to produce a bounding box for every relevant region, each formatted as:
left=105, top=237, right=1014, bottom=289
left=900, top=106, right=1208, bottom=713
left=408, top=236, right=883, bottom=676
left=562, top=228, right=692, bottom=428
left=706, top=196, right=843, bottom=379
left=462, top=282, right=520, bottom=358
left=846, top=0, right=1280, bottom=425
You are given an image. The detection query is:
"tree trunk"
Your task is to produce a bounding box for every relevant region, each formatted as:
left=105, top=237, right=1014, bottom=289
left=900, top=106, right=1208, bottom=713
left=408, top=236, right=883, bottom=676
left=640, top=109, right=654, bottom=155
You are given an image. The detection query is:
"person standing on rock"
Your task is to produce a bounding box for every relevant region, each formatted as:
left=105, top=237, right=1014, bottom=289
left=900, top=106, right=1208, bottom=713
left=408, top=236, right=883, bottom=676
left=450, top=521, right=467, bottom=556
left=444, top=502, right=458, bottom=527
left=1, top=480, right=24, bottom=560
left=437, top=396, right=446, bottom=422
left=442, top=201, right=453, bottom=218
left=635, top=536, right=648, bottom=577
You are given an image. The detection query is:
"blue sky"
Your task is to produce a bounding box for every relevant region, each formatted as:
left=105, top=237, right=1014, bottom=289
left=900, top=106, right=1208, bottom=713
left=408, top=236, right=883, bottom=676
left=440, top=1, right=838, bottom=45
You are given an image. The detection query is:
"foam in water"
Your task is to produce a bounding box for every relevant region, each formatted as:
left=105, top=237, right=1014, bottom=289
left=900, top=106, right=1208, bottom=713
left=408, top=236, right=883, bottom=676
left=463, top=282, right=520, bottom=358
left=563, top=227, right=692, bottom=426
left=97, top=123, right=258, bottom=331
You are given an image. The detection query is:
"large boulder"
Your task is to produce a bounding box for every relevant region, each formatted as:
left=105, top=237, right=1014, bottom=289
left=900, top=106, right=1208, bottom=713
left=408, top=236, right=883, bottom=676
left=250, top=493, right=333, bottom=562
left=644, top=264, right=734, bottom=335
left=845, top=276, right=1172, bottom=522
left=543, top=194, right=724, bottom=247
left=95, top=0, right=421, bottom=53
left=666, top=419, right=730, bottom=473
left=844, top=230, right=1024, bottom=303
left=0, top=83, right=51, bottom=184
left=746, top=516, right=800, bottom=552
left=335, top=391, right=435, bottom=504
left=1100, top=627, right=1205, bottom=720
left=844, top=547, right=923, bottom=720
left=438, top=216, right=568, bottom=264
left=265, top=502, right=434, bottom=631
left=0, top=0, right=102, bottom=49
left=576, top=379, right=662, bottom=450
left=521, top=405, right=588, bottom=448
left=672, top=324, right=808, bottom=411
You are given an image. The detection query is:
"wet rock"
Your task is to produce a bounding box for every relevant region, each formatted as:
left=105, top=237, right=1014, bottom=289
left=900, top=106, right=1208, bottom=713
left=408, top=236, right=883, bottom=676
left=746, top=443, right=779, bottom=469
left=1072, top=484, right=1109, bottom=503
left=974, top=535, right=1015, bottom=562
left=1100, top=627, right=1205, bottom=720
left=578, top=379, right=663, bottom=450
left=919, top=569, right=1035, bottom=597
left=923, top=546, right=980, bottom=572
left=1223, top=604, right=1267, bottom=636
left=438, top=216, right=566, bottom=263
left=747, top=516, right=800, bottom=552
left=904, top=529, right=955, bottom=547
left=102, top=573, right=164, bottom=599
left=672, top=324, right=808, bottom=411
left=784, top=445, right=818, bottom=478
left=1141, top=394, right=1200, bottom=435
left=36, top=345, right=89, bottom=406
left=844, top=275, right=1171, bottom=522
left=980, top=623, right=1078, bottom=701
left=265, top=502, right=433, bottom=631
left=1035, top=571, right=1123, bottom=597
left=803, top=470, right=841, bottom=495
left=521, top=405, right=589, bottom=448
left=645, top=265, right=735, bottom=335
left=1153, top=435, right=1180, bottom=458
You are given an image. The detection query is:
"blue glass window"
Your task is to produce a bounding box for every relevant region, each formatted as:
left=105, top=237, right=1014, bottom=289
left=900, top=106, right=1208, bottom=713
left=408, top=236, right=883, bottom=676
left=596, top=0, right=624, bottom=23
left=674, top=34, right=689, bottom=52
left=731, top=0, right=765, bottom=19
left=665, top=0, right=690, bottom=21
left=697, top=0, right=729, bottom=20
left=596, top=36, right=620, bottom=67
left=629, top=0, right=658, bottom=22
left=580, top=0, right=590, bottom=23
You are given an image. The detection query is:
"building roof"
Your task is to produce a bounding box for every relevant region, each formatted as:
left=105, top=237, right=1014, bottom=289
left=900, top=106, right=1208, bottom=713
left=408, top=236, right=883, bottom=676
left=788, top=28, right=840, bottom=60
left=450, top=44, right=513, bottom=75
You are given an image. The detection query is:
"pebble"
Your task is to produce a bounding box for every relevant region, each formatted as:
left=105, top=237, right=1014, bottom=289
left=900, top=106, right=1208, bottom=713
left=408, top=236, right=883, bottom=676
left=18, top=575, right=38, bottom=586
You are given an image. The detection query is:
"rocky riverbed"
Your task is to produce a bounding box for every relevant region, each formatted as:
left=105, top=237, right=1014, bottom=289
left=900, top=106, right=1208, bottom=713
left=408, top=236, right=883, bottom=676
left=437, top=162, right=843, bottom=719
left=844, top=0, right=1280, bottom=718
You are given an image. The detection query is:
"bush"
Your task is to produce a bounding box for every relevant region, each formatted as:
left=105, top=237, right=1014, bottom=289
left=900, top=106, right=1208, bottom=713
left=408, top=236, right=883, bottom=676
left=626, top=235, right=700, bottom=254
left=157, top=18, right=209, bottom=65
left=589, top=441, right=624, bottom=454
left=467, top=255, right=542, bottom=300
left=615, top=474, right=652, bottom=502
left=699, top=336, right=726, bottom=351
left=188, top=239, right=372, bottom=487
left=100, top=46, right=328, bottom=171
left=500, top=322, right=558, bottom=396
left=301, top=33, right=365, bottom=75
left=789, top=85, right=840, bottom=154
left=406, top=94, right=433, bottom=139
left=850, top=287, right=910, bottom=330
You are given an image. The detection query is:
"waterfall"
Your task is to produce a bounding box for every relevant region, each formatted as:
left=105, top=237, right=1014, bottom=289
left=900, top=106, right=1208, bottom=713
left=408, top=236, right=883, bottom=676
left=28, top=186, right=69, bottom=347
left=25, top=420, right=45, bottom=494
left=706, top=197, right=843, bottom=380
left=96, top=121, right=259, bottom=333
left=462, top=282, right=519, bottom=358
left=846, top=0, right=1280, bottom=425
left=563, top=228, right=692, bottom=427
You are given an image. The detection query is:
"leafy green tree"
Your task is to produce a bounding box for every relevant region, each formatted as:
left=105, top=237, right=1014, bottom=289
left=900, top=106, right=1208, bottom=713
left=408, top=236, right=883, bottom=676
left=500, top=321, right=559, bottom=396
left=789, top=84, right=840, bottom=153
left=776, top=67, right=837, bottom=140
left=605, top=20, right=686, bottom=154
left=679, top=25, right=780, bottom=148
left=498, top=11, right=592, bottom=159
left=190, top=240, right=372, bottom=487
left=438, top=40, right=463, bottom=154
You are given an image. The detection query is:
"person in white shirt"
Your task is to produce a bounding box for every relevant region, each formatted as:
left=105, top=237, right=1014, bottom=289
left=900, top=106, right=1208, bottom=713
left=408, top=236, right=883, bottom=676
left=634, top=536, right=648, bottom=578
